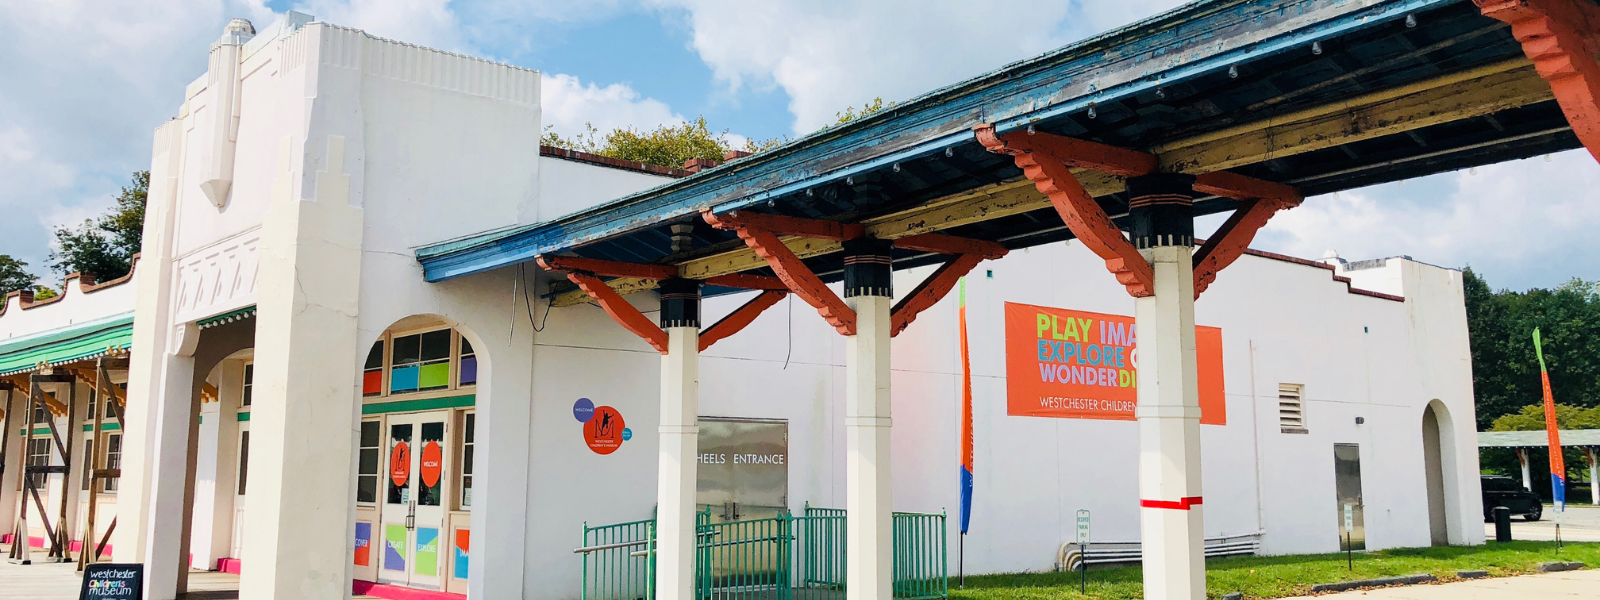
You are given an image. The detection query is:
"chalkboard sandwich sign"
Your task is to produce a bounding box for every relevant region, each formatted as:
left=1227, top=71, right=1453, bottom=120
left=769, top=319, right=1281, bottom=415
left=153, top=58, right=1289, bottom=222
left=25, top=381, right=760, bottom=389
left=80, top=563, right=144, bottom=599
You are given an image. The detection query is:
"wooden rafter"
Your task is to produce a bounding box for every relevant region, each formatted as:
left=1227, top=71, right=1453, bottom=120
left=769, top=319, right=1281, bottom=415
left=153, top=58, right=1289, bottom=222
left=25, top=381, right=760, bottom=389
left=536, top=255, right=677, bottom=280
left=4, top=375, right=68, bottom=417
left=1475, top=0, right=1600, bottom=163
left=699, top=290, right=787, bottom=352
left=553, top=60, right=1553, bottom=306
left=975, top=124, right=1157, bottom=297
left=703, top=210, right=858, bottom=335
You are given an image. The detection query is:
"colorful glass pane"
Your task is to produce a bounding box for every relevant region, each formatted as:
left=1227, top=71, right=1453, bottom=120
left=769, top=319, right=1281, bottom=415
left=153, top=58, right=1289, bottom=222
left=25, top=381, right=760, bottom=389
left=418, top=362, right=450, bottom=390
left=390, top=365, right=420, bottom=393
left=459, top=356, right=477, bottom=386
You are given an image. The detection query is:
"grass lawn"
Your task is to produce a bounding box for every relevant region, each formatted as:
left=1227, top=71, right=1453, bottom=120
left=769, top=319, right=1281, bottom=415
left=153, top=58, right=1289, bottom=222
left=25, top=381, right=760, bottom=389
left=949, top=541, right=1600, bottom=599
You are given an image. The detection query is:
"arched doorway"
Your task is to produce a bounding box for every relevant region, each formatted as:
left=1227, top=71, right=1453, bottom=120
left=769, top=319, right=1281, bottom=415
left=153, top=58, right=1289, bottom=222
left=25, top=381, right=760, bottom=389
left=352, top=315, right=481, bottom=596
left=1422, top=401, right=1451, bottom=546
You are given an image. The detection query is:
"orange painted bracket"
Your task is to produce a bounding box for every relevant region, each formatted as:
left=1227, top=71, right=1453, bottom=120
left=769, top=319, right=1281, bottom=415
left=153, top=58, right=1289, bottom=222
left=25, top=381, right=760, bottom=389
left=567, top=272, right=669, bottom=353
left=536, top=255, right=677, bottom=280
left=891, top=253, right=987, bottom=337
left=893, top=233, right=1008, bottom=259
left=704, top=210, right=858, bottom=335
left=1191, top=171, right=1301, bottom=298
left=699, top=290, right=788, bottom=351
left=703, top=210, right=865, bottom=241
left=975, top=124, right=1156, bottom=297
left=704, top=273, right=791, bottom=291
left=1477, top=0, right=1600, bottom=163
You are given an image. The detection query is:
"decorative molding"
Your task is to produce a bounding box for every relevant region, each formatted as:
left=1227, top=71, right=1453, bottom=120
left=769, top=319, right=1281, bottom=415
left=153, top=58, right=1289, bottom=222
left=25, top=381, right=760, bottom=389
left=172, top=234, right=260, bottom=325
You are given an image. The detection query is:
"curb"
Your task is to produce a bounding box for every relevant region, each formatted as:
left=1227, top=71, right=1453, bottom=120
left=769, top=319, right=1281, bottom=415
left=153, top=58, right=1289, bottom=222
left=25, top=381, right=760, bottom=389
left=1309, top=573, right=1437, bottom=593
left=1456, top=570, right=1490, bottom=579
left=1535, top=561, right=1586, bottom=573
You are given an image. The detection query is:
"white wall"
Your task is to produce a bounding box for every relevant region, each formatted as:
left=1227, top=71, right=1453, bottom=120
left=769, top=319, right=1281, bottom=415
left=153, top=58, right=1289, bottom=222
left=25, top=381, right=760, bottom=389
left=537, top=157, right=675, bottom=222
left=512, top=242, right=1478, bottom=598
left=0, top=273, right=137, bottom=341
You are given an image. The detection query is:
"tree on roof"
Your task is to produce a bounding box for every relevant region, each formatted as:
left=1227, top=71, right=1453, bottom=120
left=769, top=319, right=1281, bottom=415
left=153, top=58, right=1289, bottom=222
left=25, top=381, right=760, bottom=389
left=541, top=116, right=783, bottom=170
left=0, top=255, right=36, bottom=296
left=49, top=170, right=146, bottom=282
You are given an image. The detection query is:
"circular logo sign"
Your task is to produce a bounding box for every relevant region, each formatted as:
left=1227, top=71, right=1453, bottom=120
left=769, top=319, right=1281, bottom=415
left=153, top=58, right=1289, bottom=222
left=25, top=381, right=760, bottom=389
left=390, top=441, right=411, bottom=487
left=584, top=406, right=625, bottom=455
left=574, top=398, right=595, bottom=423
left=621, top=428, right=633, bottom=442
left=420, top=441, right=443, bottom=488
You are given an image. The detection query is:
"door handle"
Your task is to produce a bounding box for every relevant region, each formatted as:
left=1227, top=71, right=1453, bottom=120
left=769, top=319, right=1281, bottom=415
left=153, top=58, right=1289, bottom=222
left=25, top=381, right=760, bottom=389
left=406, top=501, right=416, bottom=530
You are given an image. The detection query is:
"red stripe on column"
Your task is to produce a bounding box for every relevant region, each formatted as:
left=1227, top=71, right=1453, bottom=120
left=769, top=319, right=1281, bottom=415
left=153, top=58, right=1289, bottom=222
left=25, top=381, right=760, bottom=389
left=1140, top=496, right=1203, bottom=510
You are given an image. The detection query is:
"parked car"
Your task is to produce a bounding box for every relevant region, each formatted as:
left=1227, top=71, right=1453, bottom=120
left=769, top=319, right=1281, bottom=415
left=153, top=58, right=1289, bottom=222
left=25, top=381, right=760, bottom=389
left=1482, top=475, right=1544, bottom=521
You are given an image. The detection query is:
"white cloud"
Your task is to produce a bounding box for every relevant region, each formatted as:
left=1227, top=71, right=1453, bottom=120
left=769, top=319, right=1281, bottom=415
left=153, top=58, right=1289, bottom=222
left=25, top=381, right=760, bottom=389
left=1248, top=150, right=1600, bottom=289
left=290, top=0, right=466, bottom=53
left=539, top=73, right=685, bottom=138
left=651, top=0, right=1187, bottom=134
left=0, top=0, right=275, bottom=270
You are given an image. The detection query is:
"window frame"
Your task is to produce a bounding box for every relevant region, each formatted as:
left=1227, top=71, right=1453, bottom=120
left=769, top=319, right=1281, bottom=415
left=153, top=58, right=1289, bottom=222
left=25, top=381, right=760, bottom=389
left=357, top=417, right=382, bottom=506
left=457, top=410, right=475, bottom=510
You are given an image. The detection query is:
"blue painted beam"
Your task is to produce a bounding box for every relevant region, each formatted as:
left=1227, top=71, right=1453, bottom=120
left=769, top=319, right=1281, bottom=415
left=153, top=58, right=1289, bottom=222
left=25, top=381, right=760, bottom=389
left=418, top=0, right=1459, bottom=282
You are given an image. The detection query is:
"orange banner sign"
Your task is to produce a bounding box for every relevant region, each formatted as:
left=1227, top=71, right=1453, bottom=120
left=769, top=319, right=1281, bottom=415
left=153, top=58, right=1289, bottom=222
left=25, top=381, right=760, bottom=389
left=1004, top=302, right=1226, bottom=424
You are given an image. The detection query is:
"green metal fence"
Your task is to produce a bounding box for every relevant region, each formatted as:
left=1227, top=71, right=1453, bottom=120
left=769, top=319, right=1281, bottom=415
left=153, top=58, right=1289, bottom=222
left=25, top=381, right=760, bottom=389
left=580, top=517, right=656, bottom=600
left=580, top=507, right=946, bottom=600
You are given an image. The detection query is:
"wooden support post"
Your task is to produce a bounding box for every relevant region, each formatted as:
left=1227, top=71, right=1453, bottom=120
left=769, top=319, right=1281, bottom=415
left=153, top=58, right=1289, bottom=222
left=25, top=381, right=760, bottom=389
left=0, top=384, right=15, bottom=557
left=1476, top=0, right=1600, bottom=163
left=53, top=373, right=77, bottom=562
left=78, top=359, right=111, bottom=569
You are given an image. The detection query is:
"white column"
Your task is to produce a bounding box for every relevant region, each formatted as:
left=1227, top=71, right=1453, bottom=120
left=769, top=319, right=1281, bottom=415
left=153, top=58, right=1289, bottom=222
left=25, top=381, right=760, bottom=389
left=1135, top=244, right=1205, bottom=600
left=240, top=132, right=365, bottom=600
left=657, top=327, right=700, bottom=600
left=1518, top=449, right=1532, bottom=491
left=0, top=387, right=21, bottom=545
left=1589, top=448, right=1598, bottom=506
left=143, top=325, right=200, bottom=599
left=846, top=295, right=893, bottom=600
left=191, top=359, right=243, bottom=570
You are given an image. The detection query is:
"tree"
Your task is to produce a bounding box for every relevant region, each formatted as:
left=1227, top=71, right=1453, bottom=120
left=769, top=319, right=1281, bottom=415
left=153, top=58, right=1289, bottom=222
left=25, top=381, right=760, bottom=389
left=542, top=117, right=784, bottom=170
left=1465, top=269, right=1600, bottom=429
left=834, top=97, right=894, bottom=125
left=0, top=255, right=37, bottom=296
left=50, top=170, right=147, bottom=282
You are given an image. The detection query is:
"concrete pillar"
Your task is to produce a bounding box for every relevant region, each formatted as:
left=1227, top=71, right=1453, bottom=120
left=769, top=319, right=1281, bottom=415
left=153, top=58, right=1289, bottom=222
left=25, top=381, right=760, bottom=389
left=1517, top=449, right=1532, bottom=491
left=843, top=239, right=894, bottom=600
left=239, top=123, right=366, bottom=598
left=115, top=117, right=186, bottom=566
left=191, top=359, right=244, bottom=570
left=143, top=324, right=200, bottom=599
left=656, top=278, right=701, bottom=600
left=0, top=387, right=19, bottom=543
left=1128, top=174, right=1204, bottom=600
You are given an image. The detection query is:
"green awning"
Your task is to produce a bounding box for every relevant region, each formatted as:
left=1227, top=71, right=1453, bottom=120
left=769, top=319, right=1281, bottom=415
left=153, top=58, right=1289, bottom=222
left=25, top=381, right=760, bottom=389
left=0, top=311, right=134, bottom=376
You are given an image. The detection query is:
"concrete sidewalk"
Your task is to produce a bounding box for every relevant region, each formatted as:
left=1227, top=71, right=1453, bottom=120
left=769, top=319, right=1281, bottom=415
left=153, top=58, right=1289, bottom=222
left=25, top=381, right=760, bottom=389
left=1280, top=569, right=1600, bottom=599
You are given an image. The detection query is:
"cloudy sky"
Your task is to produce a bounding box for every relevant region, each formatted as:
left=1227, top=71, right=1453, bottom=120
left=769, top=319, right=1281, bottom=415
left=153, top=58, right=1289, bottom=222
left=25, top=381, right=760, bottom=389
left=1, top=0, right=1594, bottom=291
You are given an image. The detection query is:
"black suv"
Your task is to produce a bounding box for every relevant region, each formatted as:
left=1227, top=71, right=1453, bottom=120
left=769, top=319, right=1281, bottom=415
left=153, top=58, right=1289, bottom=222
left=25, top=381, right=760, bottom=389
left=1482, top=475, right=1544, bottom=521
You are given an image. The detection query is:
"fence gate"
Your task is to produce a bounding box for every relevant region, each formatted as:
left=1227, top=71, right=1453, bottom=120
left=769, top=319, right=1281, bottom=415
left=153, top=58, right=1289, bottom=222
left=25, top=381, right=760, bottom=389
left=577, top=507, right=946, bottom=600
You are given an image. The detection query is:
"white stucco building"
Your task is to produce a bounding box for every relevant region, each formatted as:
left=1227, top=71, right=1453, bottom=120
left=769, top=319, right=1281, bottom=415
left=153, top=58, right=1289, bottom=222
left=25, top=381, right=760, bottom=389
left=0, top=11, right=1488, bottom=600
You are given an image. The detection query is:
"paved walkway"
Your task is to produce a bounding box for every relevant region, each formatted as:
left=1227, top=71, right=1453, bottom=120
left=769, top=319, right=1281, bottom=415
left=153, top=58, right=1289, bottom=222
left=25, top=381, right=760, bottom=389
left=1281, top=569, right=1600, bottom=599
left=1484, top=504, right=1600, bottom=542
left=0, top=547, right=378, bottom=599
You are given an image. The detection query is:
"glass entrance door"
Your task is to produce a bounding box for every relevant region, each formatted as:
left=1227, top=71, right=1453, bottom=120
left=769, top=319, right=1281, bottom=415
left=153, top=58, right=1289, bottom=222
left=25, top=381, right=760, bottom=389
left=1334, top=443, right=1366, bottom=551
left=380, top=412, right=450, bottom=589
